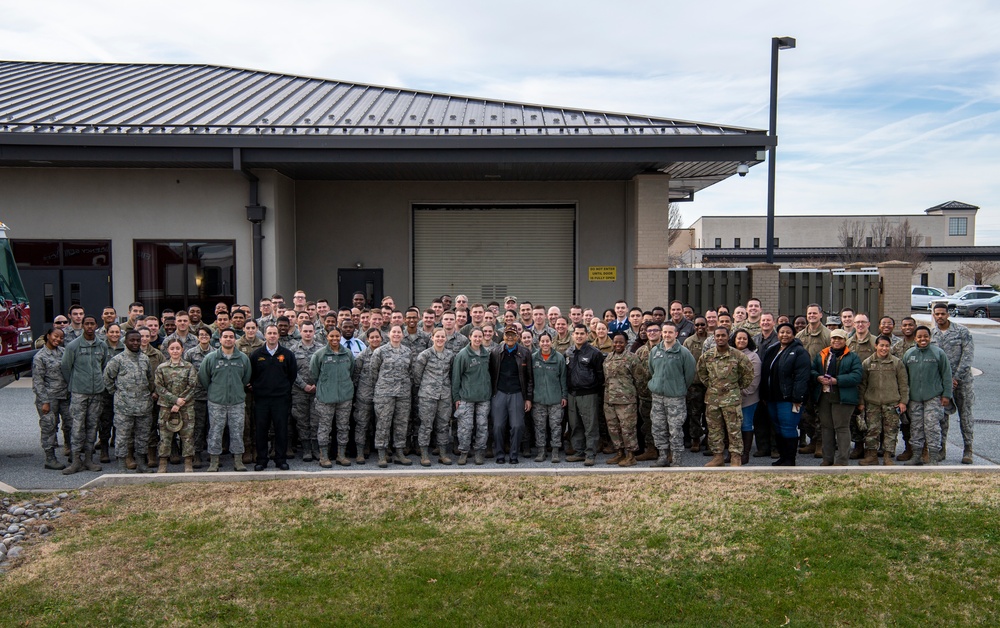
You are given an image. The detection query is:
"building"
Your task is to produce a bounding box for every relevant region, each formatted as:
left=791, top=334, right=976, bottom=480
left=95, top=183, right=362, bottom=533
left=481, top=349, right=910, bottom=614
left=683, top=201, right=997, bottom=289
left=0, top=60, right=771, bottom=338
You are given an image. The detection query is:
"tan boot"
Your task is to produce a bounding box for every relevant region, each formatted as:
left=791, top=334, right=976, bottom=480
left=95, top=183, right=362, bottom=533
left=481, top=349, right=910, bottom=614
left=920, top=444, right=930, bottom=464
left=147, top=447, right=158, bottom=468
left=318, top=451, right=333, bottom=468
left=813, top=435, right=824, bottom=458
left=883, top=452, right=894, bottom=466
left=607, top=449, right=624, bottom=465
left=183, top=456, right=194, bottom=473
left=125, top=444, right=137, bottom=470
left=157, top=457, right=168, bottom=473
left=617, top=450, right=636, bottom=467
left=896, top=442, right=914, bottom=461
left=636, top=446, right=658, bottom=461
left=858, top=449, right=879, bottom=466
left=730, top=453, right=742, bottom=467
left=704, top=453, right=725, bottom=467
left=798, top=440, right=817, bottom=455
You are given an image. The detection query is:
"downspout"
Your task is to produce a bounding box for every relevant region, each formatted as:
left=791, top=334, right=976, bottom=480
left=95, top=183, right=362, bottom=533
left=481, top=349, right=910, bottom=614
left=234, top=148, right=266, bottom=309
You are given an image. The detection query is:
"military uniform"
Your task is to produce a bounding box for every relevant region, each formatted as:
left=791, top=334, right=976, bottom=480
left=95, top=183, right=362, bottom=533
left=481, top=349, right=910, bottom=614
left=142, top=344, right=166, bottom=457
left=932, top=321, right=975, bottom=454
left=352, top=345, right=379, bottom=457
left=859, top=353, right=908, bottom=456
left=697, top=346, right=753, bottom=458
left=32, top=345, right=70, bottom=466
left=198, top=348, right=253, bottom=459
left=602, top=350, right=643, bottom=453
left=648, top=341, right=697, bottom=465
left=903, top=343, right=953, bottom=464
left=683, top=333, right=709, bottom=447
left=847, top=333, right=878, bottom=449
left=736, top=319, right=762, bottom=338
left=451, top=344, right=492, bottom=457
left=184, top=344, right=215, bottom=457
left=291, top=340, right=322, bottom=457
left=310, top=344, right=355, bottom=460
left=61, top=335, right=110, bottom=459
left=103, top=348, right=155, bottom=463
left=443, top=331, right=469, bottom=354
left=531, top=349, right=567, bottom=453
left=154, top=360, right=199, bottom=458
left=370, top=344, right=413, bottom=451
left=551, top=333, right=573, bottom=355
left=633, top=343, right=654, bottom=453
left=411, top=346, right=455, bottom=451
left=97, top=340, right=125, bottom=460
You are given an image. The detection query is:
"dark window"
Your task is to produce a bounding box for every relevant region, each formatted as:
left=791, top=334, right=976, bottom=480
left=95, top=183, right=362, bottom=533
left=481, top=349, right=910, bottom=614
left=714, top=238, right=722, bottom=249
left=845, top=237, right=854, bottom=247
left=134, top=240, right=235, bottom=315
left=753, top=238, right=760, bottom=248
left=11, top=240, right=60, bottom=267
left=947, top=273, right=955, bottom=288
left=885, top=237, right=892, bottom=247
left=773, top=238, right=779, bottom=248
left=866, top=237, right=873, bottom=247
left=949, top=217, right=968, bottom=236
left=920, top=273, right=929, bottom=286
left=734, top=238, right=741, bottom=249
left=906, top=237, right=913, bottom=247
left=11, top=240, right=111, bottom=268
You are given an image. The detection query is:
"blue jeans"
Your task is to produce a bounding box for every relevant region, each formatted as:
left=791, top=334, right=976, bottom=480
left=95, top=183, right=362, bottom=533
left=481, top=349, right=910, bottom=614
left=741, top=403, right=758, bottom=432
left=768, top=401, right=802, bottom=438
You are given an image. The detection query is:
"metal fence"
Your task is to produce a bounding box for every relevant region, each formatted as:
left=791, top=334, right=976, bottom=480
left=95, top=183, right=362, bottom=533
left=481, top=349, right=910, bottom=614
left=667, top=268, right=750, bottom=313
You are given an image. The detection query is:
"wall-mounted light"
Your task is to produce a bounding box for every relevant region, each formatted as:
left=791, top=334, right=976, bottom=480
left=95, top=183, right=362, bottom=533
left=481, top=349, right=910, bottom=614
left=355, top=262, right=363, bottom=269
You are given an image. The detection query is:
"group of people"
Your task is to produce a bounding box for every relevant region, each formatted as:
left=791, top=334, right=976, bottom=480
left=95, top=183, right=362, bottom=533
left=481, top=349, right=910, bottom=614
left=31, top=289, right=975, bottom=474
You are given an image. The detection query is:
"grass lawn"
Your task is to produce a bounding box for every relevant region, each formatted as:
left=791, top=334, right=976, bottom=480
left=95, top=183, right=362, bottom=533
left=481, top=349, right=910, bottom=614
left=2, top=473, right=999, bottom=626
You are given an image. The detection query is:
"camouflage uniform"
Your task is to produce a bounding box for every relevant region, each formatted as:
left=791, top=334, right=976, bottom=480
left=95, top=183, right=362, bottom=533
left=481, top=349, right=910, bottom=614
left=452, top=345, right=492, bottom=454
left=61, top=336, right=110, bottom=456
left=859, top=353, right=908, bottom=453
left=154, top=360, right=199, bottom=458
left=98, top=341, right=125, bottom=455
left=903, top=343, right=952, bottom=462
left=890, top=335, right=917, bottom=443
left=32, top=345, right=69, bottom=455
left=370, top=344, right=412, bottom=449
left=142, top=345, right=165, bottom=454
left=697, top=346, right=753, bottom=456
left=848, top=333, right=878, bottom=446
left=402, top=330, right=432, bottom=355
left=160, top=332, right=198, bottom=361
left=932, top=321, right=975, bottom=450
left=602, top=351, right=643, bottom=451
left=411, top=347, right=455, bottom=448
left=444, top=331, right=470, bottom=355
left=103, top=349, right=155, bottom=461
left=184, top=344, right=214, bottom=455
left=735, top=319, right=762, bottom=337
left=291, top=340, right=322, bottom=452
left=310, top=345, right=355, bottom=449
left=683, top=334, right=709, bottom=444
left=634, top=343, right=654, bottom=450
left=648, top=341, right=697, bottom=463
left=352, top=345, right=379, bottom=454
left=531, top=349, right=567, bottom=449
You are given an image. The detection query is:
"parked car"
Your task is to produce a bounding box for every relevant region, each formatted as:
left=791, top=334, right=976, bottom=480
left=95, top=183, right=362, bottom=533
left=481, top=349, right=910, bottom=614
left=911, top=285, right=948, bottom=309
left=928, top=289, right=1000, bottom=314
left=955, top=294, right=1000, bottom=318
left=959, top=284, right=996, bottom=292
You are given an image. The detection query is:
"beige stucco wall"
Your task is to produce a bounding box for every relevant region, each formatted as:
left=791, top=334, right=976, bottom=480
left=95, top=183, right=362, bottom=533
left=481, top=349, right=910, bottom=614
left=294, top=180, right=627, bottom=309
left=0, top=167, right=252, bottom=314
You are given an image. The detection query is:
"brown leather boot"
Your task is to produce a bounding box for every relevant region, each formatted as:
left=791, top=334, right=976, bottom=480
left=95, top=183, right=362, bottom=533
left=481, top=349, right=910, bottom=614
left=896, top=442, right=914, bottom=461
left=730, top=453, right=742, bottom=467
left=99, top=442, right=111, bottom=464
left=883, top=452, right=895, bottom=466
left=858, top=449, right=878, bottom=466
left=636, top=446, right=658, bottom=461
left=617, top=450, right=636, bottom=467
left=125, top=447, right=137, bottom=470
left=704, top=453, right=725, bottom=467
left=920, top=444, right=930, bottom=464
left=849, top=442, right=864, bottom=460
left=813, top=435, right=824, bottom=458
left=157, top=457, right=169, bottom=473
left=607, top=449, right=624, bottom=465
left=147, top=446, right=158, bottom=468
left=183, top=456, right=194, bottom=473
left=798, top=440, right=817, bottom=455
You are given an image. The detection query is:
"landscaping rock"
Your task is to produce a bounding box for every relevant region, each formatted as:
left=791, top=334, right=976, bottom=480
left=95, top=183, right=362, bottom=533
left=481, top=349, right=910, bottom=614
left=7, top=546, right=23, bottom=560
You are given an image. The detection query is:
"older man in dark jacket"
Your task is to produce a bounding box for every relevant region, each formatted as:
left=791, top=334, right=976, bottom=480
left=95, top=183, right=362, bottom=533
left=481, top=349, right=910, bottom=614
left=489, top=325, right=534, bottom=464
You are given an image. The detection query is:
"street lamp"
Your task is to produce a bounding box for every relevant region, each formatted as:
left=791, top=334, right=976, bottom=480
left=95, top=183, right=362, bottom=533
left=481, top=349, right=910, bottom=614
left=765, top=36, right=796, bottom=264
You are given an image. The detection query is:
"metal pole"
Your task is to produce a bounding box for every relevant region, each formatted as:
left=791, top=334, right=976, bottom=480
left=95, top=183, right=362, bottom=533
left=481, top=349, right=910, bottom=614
left=765, top=37, right=780, bottom=264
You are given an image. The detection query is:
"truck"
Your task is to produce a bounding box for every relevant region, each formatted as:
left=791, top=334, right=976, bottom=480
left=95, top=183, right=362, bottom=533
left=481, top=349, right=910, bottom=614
left=0, top=221, right=34, bottom=388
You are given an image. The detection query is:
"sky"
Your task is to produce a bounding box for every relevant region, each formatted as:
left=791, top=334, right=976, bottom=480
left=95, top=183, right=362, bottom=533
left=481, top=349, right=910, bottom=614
left=3, top=0, right=999, bottom=241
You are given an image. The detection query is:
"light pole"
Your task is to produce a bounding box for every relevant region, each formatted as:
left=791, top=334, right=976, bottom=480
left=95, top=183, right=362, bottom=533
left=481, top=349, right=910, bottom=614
left=765, top=36, right=796, bottom=264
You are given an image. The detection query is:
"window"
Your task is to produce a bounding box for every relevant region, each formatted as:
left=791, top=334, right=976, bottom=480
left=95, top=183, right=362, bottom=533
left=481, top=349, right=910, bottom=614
left=920, top=273, right=929, bottom=286
left=845, top=237, right=854, bottom=247
left=12, top=240, right=111, bottom=268
left=885, top=237, right=892, bottom=247
left=947, top=273, right=955, bottom=288
left=714, top=238, right=722, bottom=249
left=949, top=217, right=968, bottom=236
left=912, top=288, right=927, bottom=296
left=734, top=238, right=741, bottom=249
left=773, top=238, right=779, bottom=248
left=753, top=237, right=760, bottom=248
left=906, top=236, right=913, bottom=247
left=134, top=240, right=235, bottom=314
left=866, top=237, right=873, bottom=247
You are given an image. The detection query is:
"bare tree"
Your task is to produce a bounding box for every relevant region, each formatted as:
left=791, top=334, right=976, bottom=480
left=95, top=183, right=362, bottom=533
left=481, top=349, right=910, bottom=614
left=884, top=218, right=927, bottom=271
left=665, top=202, right=688, bottom=267
left=837, top=219, right=869, bottom=264
left=958, top=260, right=1000, bottom=286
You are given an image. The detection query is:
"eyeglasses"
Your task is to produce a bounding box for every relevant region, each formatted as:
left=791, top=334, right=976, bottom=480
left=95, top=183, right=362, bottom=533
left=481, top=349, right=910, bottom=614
left=54, top=320, right=69, bottom=325
left=694, top=323, right=706, bottom=327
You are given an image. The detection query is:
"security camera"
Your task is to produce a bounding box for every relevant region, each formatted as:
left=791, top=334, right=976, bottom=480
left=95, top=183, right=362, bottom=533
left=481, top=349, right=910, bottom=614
left=736, top=163, right=749, bottom=177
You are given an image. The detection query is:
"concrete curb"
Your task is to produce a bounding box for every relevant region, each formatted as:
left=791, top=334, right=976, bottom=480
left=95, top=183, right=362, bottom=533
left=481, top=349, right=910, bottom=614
left=0, top=480, right=17, bottom=493
left=80, top=464, right=1000, bottom=488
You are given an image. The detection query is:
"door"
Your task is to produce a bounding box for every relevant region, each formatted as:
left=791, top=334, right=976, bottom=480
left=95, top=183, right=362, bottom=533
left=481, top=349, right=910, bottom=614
left=338, top=269, right=383, bottom=310
left=63, top=269, right=112, bottom=326
left=18, top=269, right=60, bottom=341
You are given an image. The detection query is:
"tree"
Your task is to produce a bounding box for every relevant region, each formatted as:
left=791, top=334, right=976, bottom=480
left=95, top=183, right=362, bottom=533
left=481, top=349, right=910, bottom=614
left=957, top=260, right=1000, bottom=286
left=665, top=202, right=687, bottom=267
left=835, top=218, right=927, bottom=271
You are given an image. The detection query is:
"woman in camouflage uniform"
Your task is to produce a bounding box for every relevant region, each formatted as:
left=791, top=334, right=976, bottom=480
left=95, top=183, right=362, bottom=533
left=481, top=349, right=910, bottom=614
left=32, top=327, right=69, bottom=470
left=184, top=327, right=215, bottom=467
left=154, top=339, right=199, bottom=473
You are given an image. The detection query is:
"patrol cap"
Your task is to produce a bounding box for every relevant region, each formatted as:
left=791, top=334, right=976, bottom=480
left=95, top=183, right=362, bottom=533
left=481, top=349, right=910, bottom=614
left=503, top=325, right=519, bottom=336
left=830, top=329, right=849, bottom=340
left=826, top=315, right=841, bottom=326
left=504, top=296, right=517, bottom=304
left=165, top=413, right=184, bottom=433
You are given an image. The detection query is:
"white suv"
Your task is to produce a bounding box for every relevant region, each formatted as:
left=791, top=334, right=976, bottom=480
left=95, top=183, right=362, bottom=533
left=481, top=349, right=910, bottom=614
left=911, top=285, right=948, bottom=309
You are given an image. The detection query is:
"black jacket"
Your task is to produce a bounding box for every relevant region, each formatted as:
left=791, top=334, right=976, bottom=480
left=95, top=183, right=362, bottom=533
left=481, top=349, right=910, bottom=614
left=249, top=345, right=298, bottom=398
left=488, top=343, right=534, bottom=400
left=565, top=342, right=605, bottom=395
left=760, top=338, right=811, bottom=404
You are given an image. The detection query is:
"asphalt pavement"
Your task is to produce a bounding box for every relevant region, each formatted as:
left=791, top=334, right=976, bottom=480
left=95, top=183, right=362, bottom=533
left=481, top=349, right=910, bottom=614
left=3, top=326, right=998, bottom=491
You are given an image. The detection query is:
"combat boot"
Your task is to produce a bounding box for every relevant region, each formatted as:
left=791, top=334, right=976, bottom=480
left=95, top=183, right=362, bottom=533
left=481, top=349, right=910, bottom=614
left=183, top=456, right=194, bottom=473
left=651, top=453, right=670, bottom=467
left=457, top=451, right=468, bottom=466
left=439, top=449, right=453, bottom=465
left=44, top=450, right=66, bottom=471
left=896, top=442, right=914, bottom=461
left=849, top=442, right=864, bottom=460
left=920, top=445, right=930, bottom=464
left=355, top=443, right=367, bottom=465
left=393, top=450, right=413, bottom=466
left=319, top=450, right=333, bottom=468
left=157, top=457, right=169, bottom=474
left=551, top=448, right=561, bottom=463
left=301, top=440, right=314, bottom=462
left=169, top=441, right=181, bottom=465
left=883, top=452, right=894, bottom=466
left=118, top=458, right=132, bottom=474
left=63, top=442, right=72, bottom=458
left=474, top=450, right=485, bottom=465
left=337, top=446, right=352, bottom=467
left=125, top=447, right=137, bottom=470
left=147, top=446, right=158, bottom=468
left=135, top=454, right=151, bottom=474
left=191, top=452, right=203, bottom=469
left=962, top=446, right=973, bottom=465
left=704, top=453, right=725, bottom=467
left=798, top=440, right=817, bottom=455
left=905, top=451, right=923, bottom=466
left=84, top=449, right=102, bottom=472
left=937, top=444, right=946, bottom=462
left=730, top=454, right=742, bottom=467
left=858, top=449, right=879, bottom=466
left=99, top=442, right=111, bottom=464
left=813, top=435, right=824, bottom=458
left=741, top=432, right=754, bottom=465
left=534, top=448, right=546, bottom=463
left=312, top=440, right=321, bottom=462
left=242, top=451, right=254, bottom=465
left=207, top=455, right=220, bottom=472
left=636, top=446, right=658, bottom=461
left=607, top=449, right=624, bottom=465
left=926, top=450, right=941, bottom=465
left=377, top=449, right=388, bottom=468
left=617, top=450, right=636, bottom=467
left=233, top=457, right=246, bottom=472
left=419, top=447, right=431, bottom=467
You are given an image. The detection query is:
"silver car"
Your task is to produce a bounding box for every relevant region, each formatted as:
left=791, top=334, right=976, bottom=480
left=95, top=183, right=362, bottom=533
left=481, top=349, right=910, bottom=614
left=954, top=294, right=1000, bottom=318
left=928, top=289, right=1000, bottom=315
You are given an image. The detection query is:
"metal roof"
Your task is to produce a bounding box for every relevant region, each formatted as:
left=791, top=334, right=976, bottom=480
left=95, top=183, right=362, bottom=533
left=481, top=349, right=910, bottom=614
left=0, top=61, right=771, bottom=193
left=0, top=61, right=762, bottom=138
left=925, top=200, right=979, bottom=212
left=695, top=246, right=1000, bottom=263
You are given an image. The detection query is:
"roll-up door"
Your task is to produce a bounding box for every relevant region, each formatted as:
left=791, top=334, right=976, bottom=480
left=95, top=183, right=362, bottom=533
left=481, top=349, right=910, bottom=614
left=413, top=205, right=575, bottom=311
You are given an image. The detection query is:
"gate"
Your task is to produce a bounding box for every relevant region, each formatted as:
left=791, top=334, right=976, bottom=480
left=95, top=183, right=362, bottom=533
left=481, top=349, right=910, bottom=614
left=778, top=268, right=880, bottom=317
left=668, top=268, right=749, bottom=314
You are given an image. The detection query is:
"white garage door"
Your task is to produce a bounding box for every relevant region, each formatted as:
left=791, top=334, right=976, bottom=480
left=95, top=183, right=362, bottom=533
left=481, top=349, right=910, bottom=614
left=413, top=205, right=576, bottom=311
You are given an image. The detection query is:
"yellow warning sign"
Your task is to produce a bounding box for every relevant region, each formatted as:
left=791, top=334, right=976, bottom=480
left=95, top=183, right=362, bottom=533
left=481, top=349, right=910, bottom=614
left=588, top=266, right=617, bottom=281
